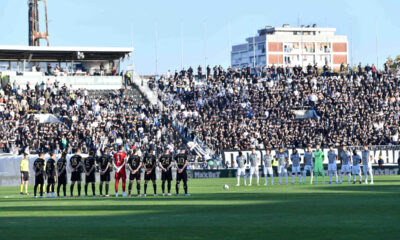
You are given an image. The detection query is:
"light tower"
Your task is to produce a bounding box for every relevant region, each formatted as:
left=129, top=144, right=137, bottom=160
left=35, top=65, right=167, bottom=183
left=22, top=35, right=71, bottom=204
left=28, top=0, right=50, bottom=46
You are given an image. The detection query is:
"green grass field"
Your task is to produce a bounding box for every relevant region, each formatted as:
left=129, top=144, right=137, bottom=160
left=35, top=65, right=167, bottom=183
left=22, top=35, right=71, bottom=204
left=1, top=176, right=400, bottom=240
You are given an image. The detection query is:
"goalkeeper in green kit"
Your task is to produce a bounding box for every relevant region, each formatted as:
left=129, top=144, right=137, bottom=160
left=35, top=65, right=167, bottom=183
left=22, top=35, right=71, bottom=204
left=313, top=145, right=325, bottom=184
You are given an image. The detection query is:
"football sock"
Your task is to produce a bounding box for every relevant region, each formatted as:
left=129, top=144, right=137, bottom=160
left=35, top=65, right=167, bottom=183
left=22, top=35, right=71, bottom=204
left=115, top=179, right=119, bottom=194
left=153, top=183, right=157, bottom=194
left=122, top=181, right=126, bottom=192
left=77, top=183, right=81, bottom=196
left=91, top=183, right=96, bottom=196
left=167, top=181, right=171, bottom=193
left=162, top=181, right=165, bottom=193
left=105, top=183, right=109, bottom=195
left=128, top=182, right=133, bottom=194
left=20, top=184, right=23, bottom=193
left=99, top=183, right=103, bottom=195
left=137, top=183, right=141, bottom=194
left=25, top=184, right=28, bottom=194
left=39, top=184, right=43, bottom=196
left=84, top=184, right=88, bottom=196
left=176, top=183, right=179, bottom=194
left=144, top=183, right=148, bottom=194
left=348, top=173, right=351, bottom=184
left=183, top=181, right=188, bottom=194
left=285, top=173, right=288, bottom=184
left=70, top=183, right=74, bottom=196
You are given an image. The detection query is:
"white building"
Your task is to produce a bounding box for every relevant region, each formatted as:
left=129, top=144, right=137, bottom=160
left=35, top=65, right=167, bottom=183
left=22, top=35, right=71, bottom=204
left=231, top=24, right=348, bottom=70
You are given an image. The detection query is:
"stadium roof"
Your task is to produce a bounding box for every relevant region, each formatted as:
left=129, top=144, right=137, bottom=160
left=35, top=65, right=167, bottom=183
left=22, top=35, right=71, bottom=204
left=0, top=45, right=134, bottom=62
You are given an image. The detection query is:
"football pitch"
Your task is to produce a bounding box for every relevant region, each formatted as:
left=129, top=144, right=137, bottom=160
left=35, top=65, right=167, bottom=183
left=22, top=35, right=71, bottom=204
left=1, top=176, right=400, bottom=240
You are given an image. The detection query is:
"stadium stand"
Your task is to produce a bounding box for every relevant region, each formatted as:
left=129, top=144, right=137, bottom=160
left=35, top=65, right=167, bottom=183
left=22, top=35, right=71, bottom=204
left=150, top=64, right=400, bottom=153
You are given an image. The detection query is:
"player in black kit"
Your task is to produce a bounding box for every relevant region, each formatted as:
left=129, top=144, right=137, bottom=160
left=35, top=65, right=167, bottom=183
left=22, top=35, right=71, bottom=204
left=33, top=152, right=46, bottom=198
left=159, top=149, right=173, bottom=196
left=70, top=148, right=83, bottom=197
left=143, top=147, right=157, bottom=196
left=84, top=150, right=97, bottom=197
left=127, top=148, right=142, bottom=197
left=98, top=147, right=112, bottom=197
left=56, top=152, right=68, bottom=197
left=45, top=151, right=57, bottom=198
left=175, top=149, right=189, bottom=196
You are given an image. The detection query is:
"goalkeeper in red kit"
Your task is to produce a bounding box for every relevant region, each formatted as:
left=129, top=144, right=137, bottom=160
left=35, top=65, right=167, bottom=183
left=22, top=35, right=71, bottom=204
left=113, top=145, right=127, bottom=197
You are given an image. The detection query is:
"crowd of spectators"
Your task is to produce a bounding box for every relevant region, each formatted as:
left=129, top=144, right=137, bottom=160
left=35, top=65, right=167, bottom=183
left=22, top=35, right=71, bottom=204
left=0, top=79, right=183, bottom=156
left=152, top=64, right=400, bottom=152
left=1, top=62, right=399, bottom=159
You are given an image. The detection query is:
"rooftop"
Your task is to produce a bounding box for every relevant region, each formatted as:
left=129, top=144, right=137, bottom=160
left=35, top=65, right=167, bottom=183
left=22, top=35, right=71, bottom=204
left=0, top=45, right=134, bottom=62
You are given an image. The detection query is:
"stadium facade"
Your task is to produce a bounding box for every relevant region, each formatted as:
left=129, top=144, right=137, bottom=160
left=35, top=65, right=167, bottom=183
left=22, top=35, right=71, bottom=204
left=231, top=24, right=348, bottom=70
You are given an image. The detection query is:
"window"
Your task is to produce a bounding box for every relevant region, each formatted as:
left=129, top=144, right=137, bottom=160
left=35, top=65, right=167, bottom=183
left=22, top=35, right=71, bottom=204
left=249, top=44, right=254, bottom=51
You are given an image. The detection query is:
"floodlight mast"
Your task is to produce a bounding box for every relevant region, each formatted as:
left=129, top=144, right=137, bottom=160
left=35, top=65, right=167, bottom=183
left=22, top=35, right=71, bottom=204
left=28, top=0, right=50, bottom=46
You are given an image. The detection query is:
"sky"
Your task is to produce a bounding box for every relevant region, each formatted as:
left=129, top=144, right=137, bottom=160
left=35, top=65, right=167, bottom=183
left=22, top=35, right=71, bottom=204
left=0, top=0, right=399, bottom=74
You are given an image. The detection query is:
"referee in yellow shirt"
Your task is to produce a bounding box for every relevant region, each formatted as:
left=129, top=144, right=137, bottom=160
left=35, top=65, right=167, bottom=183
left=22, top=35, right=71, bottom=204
left=20, top=153, right=30, bottom=195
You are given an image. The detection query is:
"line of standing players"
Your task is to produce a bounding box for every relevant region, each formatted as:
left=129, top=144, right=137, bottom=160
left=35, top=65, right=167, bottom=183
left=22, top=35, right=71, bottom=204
left=31, top=146, right=190, bottom=198
left=235, top=145, right=374, bottom=186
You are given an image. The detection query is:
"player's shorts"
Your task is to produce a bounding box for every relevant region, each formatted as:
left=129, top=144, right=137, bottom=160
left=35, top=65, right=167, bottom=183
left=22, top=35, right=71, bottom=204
left=85, top=172, right=96, bottom=183
left=35, top=174, right=44, bottom=185
left=314, top=164, right=324, bottom=173
left=291, top=166, right=301, bottom=173
left=144, top=170, right=156, bottom=181
left=100, top=171, right=110, bottom=182
left=352, top=165, right=360, bottom=175
left=263, top=166, right=273, bottom=176
left=328, top=163, right=337, bottom=171
left=363, top=165, right=372, bottom=173
left=115, top=170, right=127, bottom=181
left=129, top=171, right=141, bottom=181
left=341, top=164, right=351, bottom=173
left=47, top=176, right=56, bottom=184
left=277, top=165, right=287, bottom=174
left=21, top=171, right=29, bottom=181
left=161, top=170, right=172, bottom=181
left=58, top=174, right=67, bottom=185
left=71, top=172, right=82, bottom=182
left=176, top=171, right=188, bottom=182
left=237, top=168, right=247, bottom=177
left=304, top=165, right=313, bottom=171
left=250, top=166, right=260, bottom=176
